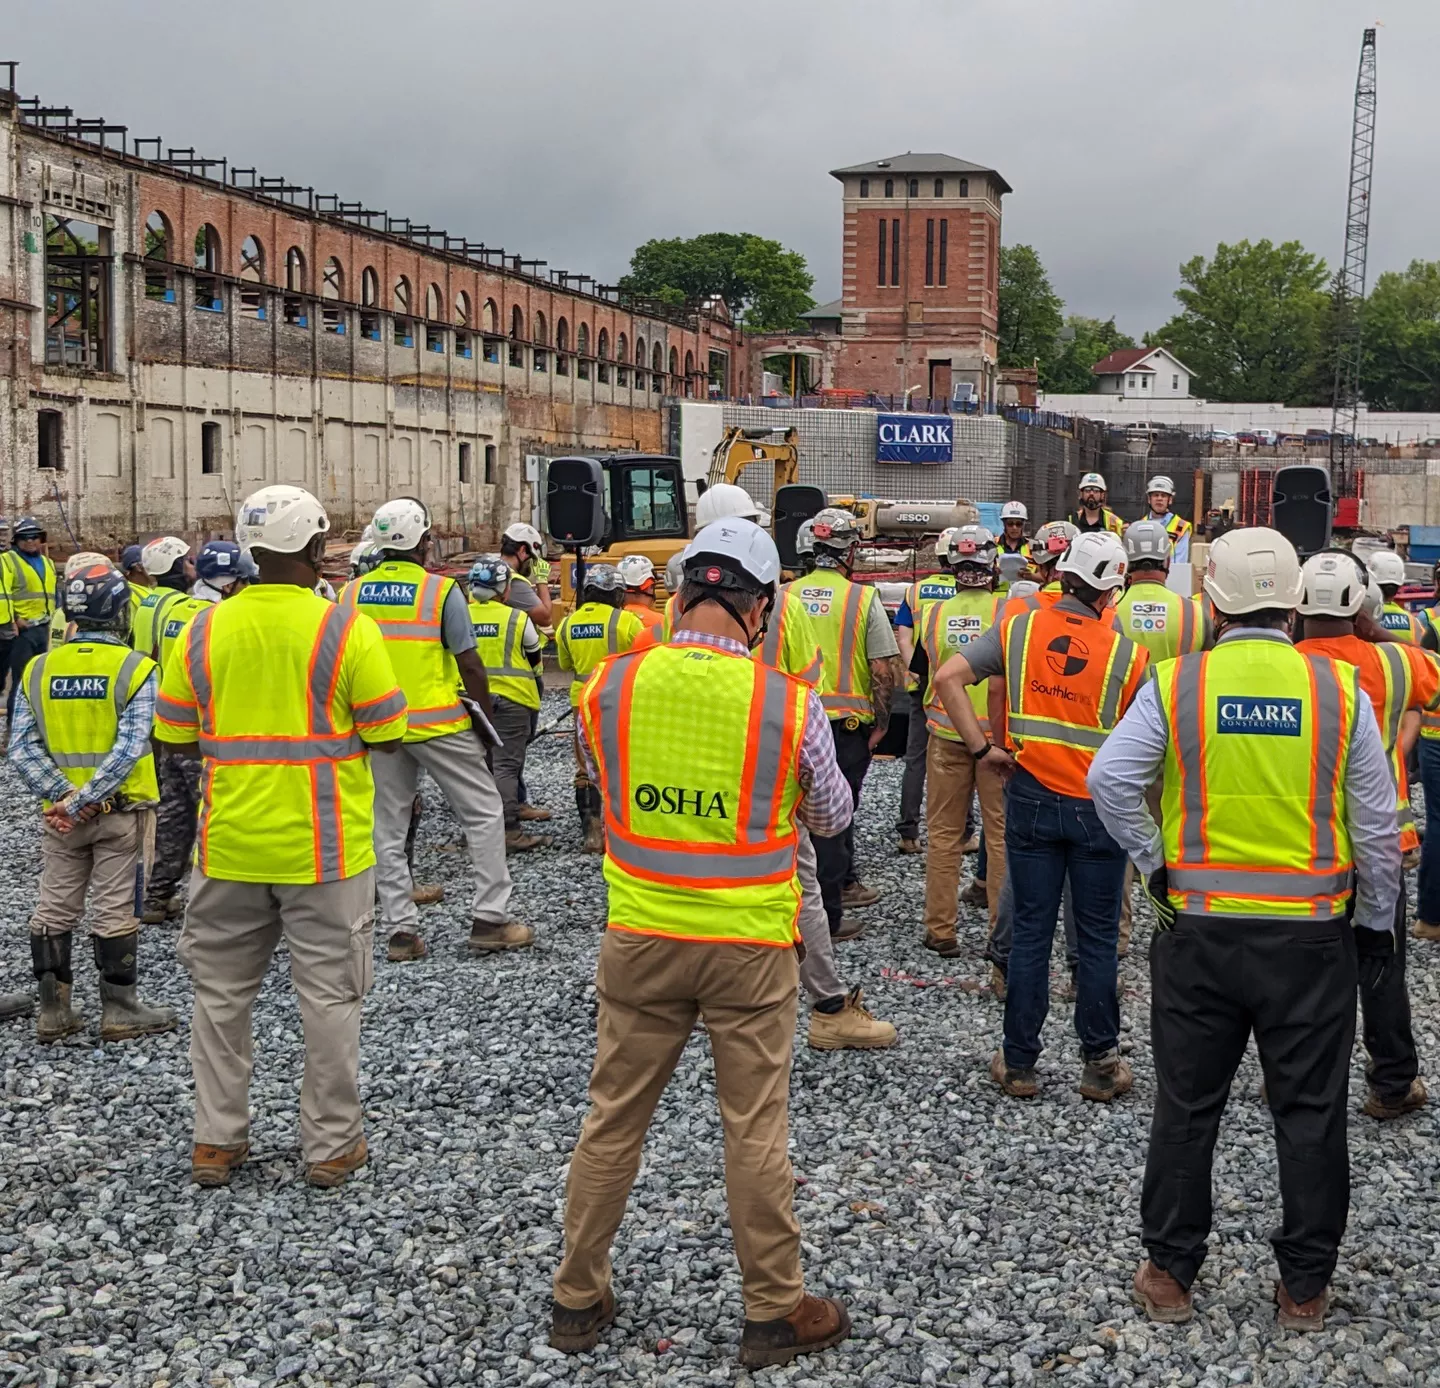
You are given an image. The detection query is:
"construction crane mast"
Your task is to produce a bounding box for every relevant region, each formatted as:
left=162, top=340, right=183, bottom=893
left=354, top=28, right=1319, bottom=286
left=1330, top=27, right=1378, bottom=488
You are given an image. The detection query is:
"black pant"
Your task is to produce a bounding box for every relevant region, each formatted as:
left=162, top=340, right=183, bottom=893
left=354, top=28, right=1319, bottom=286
left=897, top=690, right=928, bottom=841
left=1360, top=893, right=1417, bottom=1103
left=813, top=720, right=872, bottom=932
left=6, top=624, right=48, bottom=723
left=1144, top=914, right=1356, bottom=1303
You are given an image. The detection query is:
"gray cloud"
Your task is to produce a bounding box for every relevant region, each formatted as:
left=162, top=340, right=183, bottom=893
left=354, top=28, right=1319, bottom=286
left=11, top=0, right=1433, bottom=336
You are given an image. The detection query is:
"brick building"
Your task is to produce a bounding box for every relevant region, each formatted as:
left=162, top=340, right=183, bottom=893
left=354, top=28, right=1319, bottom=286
left=748, top=153, right=1008, bottom=405
left=1, top=71, right=745, bottom=548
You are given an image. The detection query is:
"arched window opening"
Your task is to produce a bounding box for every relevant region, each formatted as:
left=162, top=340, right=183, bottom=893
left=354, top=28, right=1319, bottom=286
left=576, top=322, right=590, bottom=380
left=652, top=342, right=664, bottom=392
left=359, top=266, right=381, bottom=340
left=555, top=316, right=570, bottom=376
left=482, top=298, right=498, bottom=333
left=684, top=349, right=695, bottom=398
left=143, top=211, right=174, bottom=301
left=908, top=178, right=919, bottom=197
left=455, top=290, right=471, bottom=327
left=426, top=283, right=443, bottom=321
left=596, top=326, right=609, bottom=383
left=884, top=178, right=894, bottom=198
left=859, top=178, right=869, bottom=198
left=634, top=335, right=646, bottom=389
left=616, top=331, right=629, bottom=386
left=959, top=177, right=969, bottom=197
left=193, top=224, right=222, bottom=311
left=321, top=257, right=345, bottom=334
left=283, top=247, right=307, bottom=327
left=934, top=177, right=944, bottom=197
left=239, top=235, right=266, bottom=319
left=509, top=305, right=525, bottom=368
left=668, top=346, right=679, bottom=381
left=393, top=276, right=413, bottom=347
left=533, top=310, right=548, bottom=372
left=394, top=276, right=411, bottom=314
left=481, top=297, right=500, bottom=363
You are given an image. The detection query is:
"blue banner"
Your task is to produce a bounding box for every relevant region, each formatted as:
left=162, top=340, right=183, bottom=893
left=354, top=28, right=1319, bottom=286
left=877, top=413, right=953, bottom=464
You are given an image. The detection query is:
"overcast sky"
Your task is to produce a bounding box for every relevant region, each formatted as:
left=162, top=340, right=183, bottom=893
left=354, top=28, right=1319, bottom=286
left=10, top=0, right=1431, bottom=335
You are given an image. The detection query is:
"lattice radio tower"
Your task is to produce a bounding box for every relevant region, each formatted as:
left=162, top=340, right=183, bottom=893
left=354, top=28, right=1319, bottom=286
left=1331, top=28, right=1378, bottom=488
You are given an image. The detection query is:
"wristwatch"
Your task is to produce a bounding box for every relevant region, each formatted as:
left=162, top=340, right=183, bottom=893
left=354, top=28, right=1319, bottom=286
left=969, top=741, right=996, bottom=760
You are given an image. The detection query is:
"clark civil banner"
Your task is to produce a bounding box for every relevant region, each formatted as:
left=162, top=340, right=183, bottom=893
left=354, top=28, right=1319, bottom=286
left=876, top=413, right=953, bottom=464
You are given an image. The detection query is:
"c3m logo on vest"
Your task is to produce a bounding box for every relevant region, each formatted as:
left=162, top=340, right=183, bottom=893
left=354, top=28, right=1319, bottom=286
left=569, top=623, right=605, bottom=640
left=357, top=581, right=419, bottom=606
left=943, top=614, right=983, bottom=647
left=633, top=782, right=729, bottom=819
left=48, top=676, right=110, bottom=700
left=1217, top=697, right=1302, bottom=736
left=797, top=585, right=833, bottom=618
left=473, top=623, right=501, bottom=638
left=1128, top=601, right=1169, bottom=633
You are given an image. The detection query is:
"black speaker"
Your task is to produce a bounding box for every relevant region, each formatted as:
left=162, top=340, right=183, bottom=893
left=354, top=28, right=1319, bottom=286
left=773, top=484, right=827, bottom=568
left=545, top=457, right=606, bottom=546
left=1271, top=465, right=1332, bottom=559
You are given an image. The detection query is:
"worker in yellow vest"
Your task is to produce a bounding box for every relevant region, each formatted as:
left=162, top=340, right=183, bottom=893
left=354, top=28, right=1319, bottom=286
left=466, top=556, right=546, bottom=853
left=1089, top=527, right=1402, bottom=1331
left=1367, top=549, right=1422, bottom=642
left=342, top=498, right=531, bottom=961
left=2, top=517, right=58, bottom=727
left=552, top=517, right=854, bottom=1368
left=555, top=565, right=644, bottom=851
left=45, top=551, right=117, bottom=651
left=8, top=561, right=176, bottom=1043
left=120, top=544, right=151, bottom=606
left=130, top=536, right=193, bottom=661
left=158, top=485, right=410, bottom=1189
left=793, top=507, right=903, bottom=938
left=1068, top=474, right=1126, bottom=537
left=1141, top=475, right=1192, bottom=562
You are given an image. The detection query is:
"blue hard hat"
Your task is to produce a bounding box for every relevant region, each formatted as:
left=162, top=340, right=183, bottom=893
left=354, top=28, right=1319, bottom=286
left=468, top=557, right=511, bottom=594
left=12, top=516, right=44, bottom=542
left=120, top=544, right=144, bottom=571
left=196, top=540, right=242, bottom=583
left=62, top=563, right=130, bottom=627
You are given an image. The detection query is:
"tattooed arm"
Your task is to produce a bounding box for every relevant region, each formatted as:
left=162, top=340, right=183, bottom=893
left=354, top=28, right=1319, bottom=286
left=867, top=654, right=904, bottom=749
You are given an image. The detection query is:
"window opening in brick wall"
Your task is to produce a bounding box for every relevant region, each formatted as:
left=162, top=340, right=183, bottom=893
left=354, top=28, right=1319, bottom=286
left=509, top=306, right=525, bottom=367
left=577, top=322, right=589, bottom=379
left=556, top=317, right=570, bottom=375
left=143, top=211, right=174, bottom=302
left=426, top=324, right=445, bottom=353
left=45, top=215, right=111, bottom=370
left=455, top=290, right=471, bottom=329
left=458, top=441, right=472, bottom=483
left=877, top=218, right=887, bottom=286
left=484, top=444, right=496, bottom=484
left=890, top=219, right=901, bottom=286
left=286, top=248, right=306, bottom=292
left=361, top=266, right=379, bottom=306
left=360, top=311, right=380, bottom=341
left=884, top=178, right=894, bottom=197
left=652, top=343, right=663, bottom=392
left=668, top=346, right=678, bottom=390
left=908, top=178, right=918, bottom=197
left=201, top=420, right=221, bottom=474
left=939, top=219, right=948, bottom=286
left=617, top=332, right=629, bottom=386
left=934, top=178, right=944, bottom=197
left=959, top=178, right=969, bottom=197
left=239, top=235, right=266, bottom=319
left=426, top=283, right=443, bottom=322
left=321, top=257, right=345, bottom=333
left=596, top=326, right=609, bottom=383
left=708, top=348, right=729, bottom=398
left=455, top=330, right=472, bottom=359
left=193, top=224, right=222, bottom=311
left=925, top=219, right=935, bottom=286
left=394, top=316, right=414, bottom=348
left=37, top=410, right=63, bottom=469
left=533, top=312, right=548, bottom=371
left=283, top=295, right=307, bottom=328
left=859, top=178, right=869, bottom=198
left=684, top=349, right=695, bottom=398
left=394, top=276, right=410, bottom=315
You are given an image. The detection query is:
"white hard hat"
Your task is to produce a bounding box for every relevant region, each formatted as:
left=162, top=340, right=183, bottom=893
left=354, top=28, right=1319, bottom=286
left=141, top=536, right=190, bottom=577
left=934, top=526, right=959, bottom=561
left=1032, top=520, right=1078, bottom=563
left=686, top=517, right=781, bottom=590
left=64, top=551, right=114, bottom=579
left=1202, top=527, right=1303, bottom=615
left=810, top=507, right=861, bottom=551
left=371, top=498, right=431, bottom=552
left=1299, top=551, right=1368, bottom=618
left=1361, top=577, right=1384, bottom=623
left=616, top=554, right=656, bottom=589
left=1057, top=530, right=1128, bottom=592
left=949, top=524, right=997, bottom=566
left=1124, top=519, right=1173, bottom=565
left=1079, top=472, right=1107, bottom=492
left=1009, top=579, right=1040, bottom=600
left=1366, top=549, right=1407, bottom=588
left=236, top=487, right=330, bottom=555
left=1000, top=501, right=1028, bottom=522
left=695, top=482, right=762, bottom=528
left=664, top=549, right=688, bottom=591
left=1146, top=475, right=1176, bottom=496
left=503, top=521, right=544, bottom=549
left=795, top=518, right=817, bottom=556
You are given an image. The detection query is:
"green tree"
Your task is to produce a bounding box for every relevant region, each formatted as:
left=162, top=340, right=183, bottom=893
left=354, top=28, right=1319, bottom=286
left=1147, top=239, right=1329, bottom=403
left=1043, top=315, right=1137, bottom=393
left=1361, top=260, right=1440, bottom=411
left=997, top=244, right=1064, bottom=369
left=617, top=232, right=815, bottom=331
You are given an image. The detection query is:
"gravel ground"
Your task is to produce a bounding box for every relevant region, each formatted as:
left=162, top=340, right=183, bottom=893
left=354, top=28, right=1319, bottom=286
left=2, top=690, right=1439, bottom=1387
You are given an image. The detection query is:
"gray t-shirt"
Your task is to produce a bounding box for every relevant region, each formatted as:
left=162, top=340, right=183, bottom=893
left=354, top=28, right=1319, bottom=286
left=440, top=583, right=477, bottom=655
left=506, top=576, right=541, bottom=613
left=865, top=593, right=900, bottom=660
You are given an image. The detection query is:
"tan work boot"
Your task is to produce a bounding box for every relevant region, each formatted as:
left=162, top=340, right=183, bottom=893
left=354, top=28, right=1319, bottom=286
left=961, top=832, right=980, bottom=854
left=1079, top=1048, right=1133, bottom=1102
left=99, top=980, right=178, bottom=1041
left=518, top=803, right=552, bottom=823
left=739, top=1293, right=851, bottom=1368
left=192, top=1141, right=250, bottom=1188
left=808, top=988, right=897, bottom=1050
left=1275, top=1282, right=1329, bottom=1332
left=582, top=816, right=605, bottom=854
left=1363, top=1076, right=1428, bottom=1120
left=1413, top=919, right=1440, bottom=941
left=306, top=1137, right=368, bottom=1189
left=1131, top=1261, right=1193, bottom=1324
left=506, top=829, right=546, bottom=853
left=468, top=920, right=534, bottom=952
left=841, top=881, right=880, bottom=909
left=989, top=963, right=1007, bottom=999
left=897, top=837, right=923, bottom=856
left=140, top=896, right=184, bottom=926
left=387, top=931, right=428, bottom=962
left=410, top=883, right=445, bottom=906
left=550, top=1288, right=616, bottom=1353
left=831, top=915, right=866, bottom=942
left=960, top=878, right=987, bottom=908
left=922, top=932, right=960, bottom=958
left=989, top=1049, right=1037, bottom=1098
left=1403, top=846, right=1421, bottom=872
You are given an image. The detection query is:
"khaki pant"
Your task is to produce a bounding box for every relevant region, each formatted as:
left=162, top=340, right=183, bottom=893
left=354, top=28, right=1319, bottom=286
left=796, top=827, right=844, bottom=1002
left=177, top=868, right=375, bottom=1163
left=32, top=809, right=156, bottom=939
left=1119, top=780, right=1165, bottom=954
left=923, top=736, right=1006, bottom=942
left=555, top=930, right=804, bottom=1321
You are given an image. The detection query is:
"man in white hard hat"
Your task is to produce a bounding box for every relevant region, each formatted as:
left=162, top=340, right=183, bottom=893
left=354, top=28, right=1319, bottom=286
left=1088, top=527, right=1401, bottom=1331
left=552, top=517, right=854, bottom=1368
left=342, top=498, right=532, bottom=960
left=130, top=536, right=193, bottom=662
left=1366, top=549, right=1420, bottom=642
left=1142, top=476, right=1191, bottom=562
left=695, top=481, right=762, bottom=529
left=1068, top=474, right=1125, bottom=537
left=936, top=529, right=1148, bottom=1102
left=997, top=502, right=1031, bottom=561
left=157, top=485, right=410, bottom=1189
left=615, top=554, right=663, bottom=633
left=500, top=521, right=553, bottom=629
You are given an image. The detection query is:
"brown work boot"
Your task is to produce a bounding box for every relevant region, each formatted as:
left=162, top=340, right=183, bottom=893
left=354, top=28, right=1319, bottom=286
left=961, top=877, right=988, bottom=908
left=306, top=1137, right=368, bottom=1189
left=0, top=990, right=32, bottom=1022
left=808, top=988, right=897, bottom=1051
left=33, top=937, right=83, bottom=1042
left=1079, top=1048, right=1133, bottom=1102
left=1131, top=1260, right=1193, bottom=1324
left=1403, top=846, right=1421, bottom=872
left=387, top=931, right=427, bottom=962
left=468, top=920, right=535, bottom=952
left=192, top=1141, right=250, bottom=1187
left=1057, top=966, right=1078, bottom=1001
left=830, top=915, right=866, bottom=942
left=841, top=881, right=880, bottom=909
left=897, top=837, right=923, bottom=856
left=506, top=829, right=546, bottom=853
left=922, top=932, right=960, bottom=958
left=581, top=816, right=605, bottom=854
left=140, top=896, right=184, bottom=926
left=98, top=981, right=178, bottom=1041
left=1413, top=918, right=1440, bottom=941
left=410, top=883, right=445, bottom=906
left=1363, top=1076, right=1428, bottom=1120
left=739, top=1293, right=851, bottom=1368
left=1275, top=1282, right=1329, bottom=1332
left=989, top=1049, right=1037, bottom=1098
left=989, top=964, right=1007, bottom=999
left=961, top=832, right=980, bottom=854
left=549, top=1288, right=615, bottom=1353
left=518, top=803, right=552, bottom=823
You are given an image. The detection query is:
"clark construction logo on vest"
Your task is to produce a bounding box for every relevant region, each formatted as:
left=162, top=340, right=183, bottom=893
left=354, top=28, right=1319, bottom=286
left=633, top=783, right=729, bottom=819
left=358, top=581, right=419, bottom=606
left=1217, top=697, right=1303, bottom=736
left=570, top=622, right=605, bottom=640
left=472, top=622, right=501, bottom=639
left=49, top=675, right=110, bottom=700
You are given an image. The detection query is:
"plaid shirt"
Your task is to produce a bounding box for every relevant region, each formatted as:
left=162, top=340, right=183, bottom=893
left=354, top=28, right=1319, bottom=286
left=576, top=627, right=853, bottom=837
left=8, top=631, right=159, bottom=810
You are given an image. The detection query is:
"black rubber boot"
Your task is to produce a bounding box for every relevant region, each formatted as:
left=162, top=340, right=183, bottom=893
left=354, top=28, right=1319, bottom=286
left=32, top=934, right=82, bottom=1042
left=93, top=933, right=177, bottom=1041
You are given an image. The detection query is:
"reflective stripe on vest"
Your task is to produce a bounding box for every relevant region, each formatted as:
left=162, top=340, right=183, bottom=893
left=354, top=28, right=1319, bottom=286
left=131, top=588, right=184, bottom=660
left=3, top=550, right=56, bottom=620
left=562, top=605, right=625, bottom=698
left=921, top=590, right=997, bottom=739
left=1380, top=603, right=1420, bottom=643
left=1371, top=641, right=1417, bottom=848
left=470, top=600, right=540, bottom=710
left=1158, top=637, right=1356, bottom=920
left=758, top=587, right=824, bottom=684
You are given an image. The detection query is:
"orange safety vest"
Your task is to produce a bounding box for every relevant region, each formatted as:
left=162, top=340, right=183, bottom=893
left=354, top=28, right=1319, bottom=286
left=1000, top=603, right=1148, bottom=798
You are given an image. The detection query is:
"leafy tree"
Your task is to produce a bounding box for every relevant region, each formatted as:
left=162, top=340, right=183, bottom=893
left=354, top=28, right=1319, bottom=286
left=1361, top=260, right=1440, bottom=411
left=997, top=244, right=1064, bottom=370
left=1043, top=315, right=1137, bottom=393
left=618, top=232, right=814, bottom=332
left=1147, top=239, right=1329, bottom=403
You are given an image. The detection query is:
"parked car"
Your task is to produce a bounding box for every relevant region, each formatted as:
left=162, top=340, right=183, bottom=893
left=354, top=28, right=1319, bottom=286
left=1207, top=428, right=1237, bottom=442
left=1235, top=430, right=1261, bottom=445
left=1357, top=436, right=1382, bottom=448
left=1251, top=428, right=1280, bottom=446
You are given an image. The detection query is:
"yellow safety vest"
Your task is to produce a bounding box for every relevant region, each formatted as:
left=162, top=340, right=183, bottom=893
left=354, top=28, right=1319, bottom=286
left=131, top=588, right=186, bottom=660
left=907, top=571, right=957, bottom=616
left=757, top=587, right=824, bottom=683
left=789, top=569, right=878, bottom=722
left=155, top=595, right=214, bottom=679
left=659, top=592, right=679, bottom=642
left=2, top=550, right=57, bottom=622
left=1379, top=602, right=1421, bottom=644
left=1115, top=581, right=1210, bottom=662
left=341, top=560, right=470, bottom=741
left=47, top=608, right=71, bottom=648
left=581, top=641, right=808, bottom=946
left=1154, top=635, right=1359, bottom=920
left=920, top=589, right=999, bottom=740
left=468, top=598, right=540, bottom=710
left=556, top=601, right=643, bottom=707
left=1160, top=512, right=1192, bottom=546
left=24, top=640, right=158, bottom=807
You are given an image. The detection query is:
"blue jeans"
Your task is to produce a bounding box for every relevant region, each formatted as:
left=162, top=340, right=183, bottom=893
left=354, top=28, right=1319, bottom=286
left=1003, top=769, right=1127, bottom=1068
left=1420, top=738, right=1440, bottom=924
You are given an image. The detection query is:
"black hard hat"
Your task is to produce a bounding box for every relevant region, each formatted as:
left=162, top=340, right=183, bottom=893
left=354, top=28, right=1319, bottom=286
left=12, top=516, right=44, bottom=541
left=62, top=563, right=130, bottom=627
